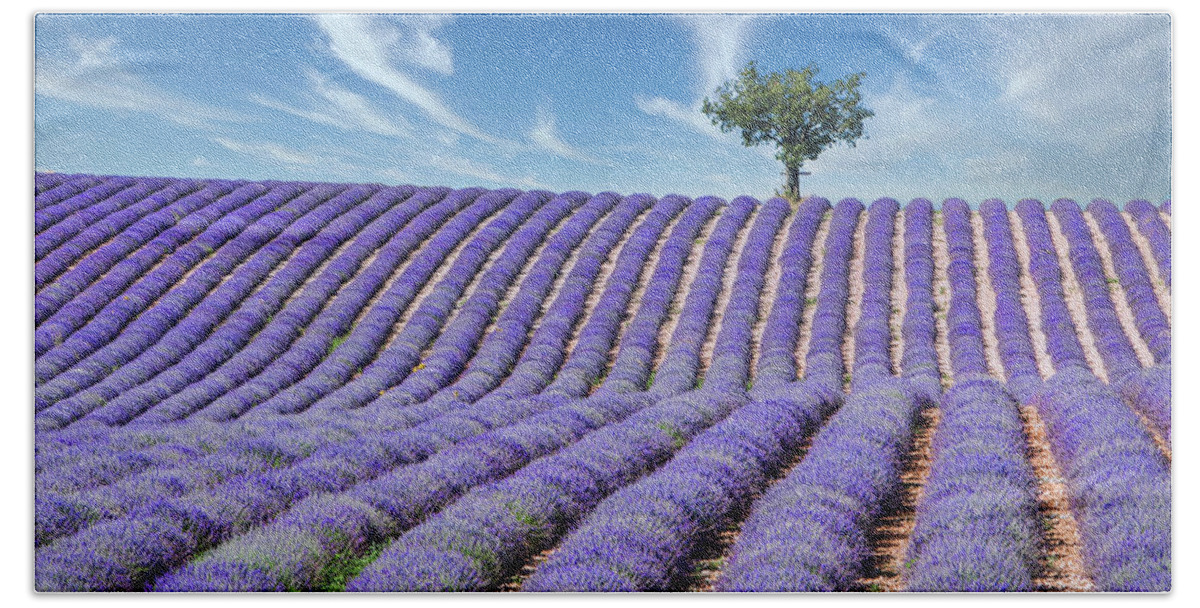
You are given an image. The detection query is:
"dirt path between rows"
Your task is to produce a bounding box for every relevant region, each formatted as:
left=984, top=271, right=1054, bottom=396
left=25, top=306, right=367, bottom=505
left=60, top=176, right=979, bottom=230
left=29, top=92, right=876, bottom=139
left=856, top=406, right=940, bottom=592
left=889, top=207, right=908, bottom=376
left=652, top=210, right=722, bottom=372
left=793, top=210, right=833, bottom=380
left=971, top=211, right=1007, bottom=382
left=1020, top=405, right=1096, bottom=591
left=696, top=206, right=759, bottom=382
left=1081, top=211, right=1156, bottom=368
left=1009, top=211, right=1057, bottom=379
left=747, top=206, right=794, bottom=384
left=1044, top=213, right=1109, bottom=384
left=842, top=211, right=868, bottom=384
left=930, top=211, right=954, bottom=390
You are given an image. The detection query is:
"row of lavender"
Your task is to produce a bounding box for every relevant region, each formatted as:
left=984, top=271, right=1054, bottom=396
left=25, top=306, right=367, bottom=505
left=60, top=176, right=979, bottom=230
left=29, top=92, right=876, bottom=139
left=34, top=173, right=1170, bottom=591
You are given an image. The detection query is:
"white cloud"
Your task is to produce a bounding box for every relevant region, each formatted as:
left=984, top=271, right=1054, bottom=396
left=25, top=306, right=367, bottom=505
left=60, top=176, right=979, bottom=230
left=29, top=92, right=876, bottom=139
left=314, top=14, right=496, bottom=143
left=35, top=34, right=244, bottom=130
left=528, top=108, right=607, bottom=165
left=634, top=95, right=723, bottom=139
left=635, top=15, right=756, bottom=139
left=251, top=68, right=412, bottom=138
left=212, top=136, right=320, bottom=166
left=397, top=15, right=455, bottom=75
left=686, top=14, right=756, bottom=98
left=428, top=153, right=546, bottom=189
left=991, top=15, right=1170, bottom=154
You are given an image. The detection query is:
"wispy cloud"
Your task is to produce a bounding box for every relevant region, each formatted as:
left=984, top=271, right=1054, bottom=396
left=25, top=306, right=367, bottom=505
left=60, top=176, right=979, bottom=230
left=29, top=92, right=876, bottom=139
left=314, top=14, right=496, bottom=143
left=35, top=34, right=243, bottom=129
left=428, top=153, right=546, bottom=189
left=688, top=14, right=757, bottom=98
left=634, top=95, right=722, bottom=139
left=636, top=15, right=756, bottom=138
left=212, top=136, right=320, bottom=166
left=528, top=108, right=607, bottom=165
left=990, top=15, right=1170, bottom=153
left=396, top=14, right=455, bottom=75
left=251, top=68, right=412, bottom=138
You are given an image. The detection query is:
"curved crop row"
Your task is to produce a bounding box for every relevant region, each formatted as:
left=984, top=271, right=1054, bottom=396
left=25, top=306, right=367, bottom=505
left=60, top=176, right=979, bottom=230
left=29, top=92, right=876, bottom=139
left=148, top=196, right=700, bottom=590
left=524, top=201, right=850, bottom=592
left=342, top=199, right=770, bottom=591
left=849, top=198, right=898, bottom=388
left=35, top=180, right=202, bottom=293
left=35, top=177, right=172, bottom=263
left=34, top=180, right=251, bottom=332
left=753, top=197, right=830, bottom=389
left=143, top=198, right=750, bottom=590
left=899, top=199, right=941, bottom=401
left=1048, top=199, right=1143, bottom=383
left=1013, top=200, right=1089, bottom=371
left=30, top=174, right=1171, bottom=593
left=978, top=199, right=1042, bottom=401
left=129, top=186, right=464, bottom=425
left=34, top=176, right=141, bottom=236
left=34, top=192, right=671, bottom=583
left=79, top=185, right=431, bottom=427
left=34, top=182, right=332, bottom=379
left=701, top=197, right=790, bottom=392
left=65, top=186, right=420, bottom=427
left=36, top=173, right=100, bottom=202
left=1086, top=199, right=1170, bottom=363
left=649, top=197, right=757, bottom=395
left=183, top=187, right=495, bottom=421
left=1124, top=200, right=1170, bottom=288
left=349, top=192, right=654, bottom=412
left=35, top=184, right=383, bottom=429
left=1027, top=367, right=1170, bottom=591
left=601, top=199, right=725, bottom=394
left=242, top=188, right=561, bottom=418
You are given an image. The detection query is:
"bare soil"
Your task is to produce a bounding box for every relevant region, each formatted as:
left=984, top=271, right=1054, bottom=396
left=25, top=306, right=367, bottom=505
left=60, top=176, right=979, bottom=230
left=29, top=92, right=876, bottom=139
left=930, top=212, right=954, bottom=389
left=697, top=206, right=759, bottom=381
left=794, top=210, right=834, bottom=379
left=1044, top=213, right=1109, bottom=383
left=971, top=212, right=1008, bottom=382
left=1009, top=212, right=1057, bottom=379
left=1019, top=404, right=1095, bottom=592
left=889, top=208, right=908, bottom=375
left=1081, top=211, right=1155, bottom=368
left=499, top=546, right=557, bottom=592
left=1121, top=211, right=1171, bottom=321
left=842, top=211, right=868, bottom=383
left=856, top=406, right=940, bottom=592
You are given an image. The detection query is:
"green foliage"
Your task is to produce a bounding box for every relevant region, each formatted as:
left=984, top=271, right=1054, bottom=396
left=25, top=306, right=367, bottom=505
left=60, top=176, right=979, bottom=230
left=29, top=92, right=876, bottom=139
left=656, top=422, right=686, bottom=449
left=328, top=332, right=351, bottom=355
left=702, top=61, right=873, bottom=198
left=316, top=542, right=388, bottom=592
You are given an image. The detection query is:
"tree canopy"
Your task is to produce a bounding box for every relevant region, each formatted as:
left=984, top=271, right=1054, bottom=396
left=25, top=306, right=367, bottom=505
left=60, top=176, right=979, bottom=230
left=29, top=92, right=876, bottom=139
left=702, top=61, right=874, bottom=200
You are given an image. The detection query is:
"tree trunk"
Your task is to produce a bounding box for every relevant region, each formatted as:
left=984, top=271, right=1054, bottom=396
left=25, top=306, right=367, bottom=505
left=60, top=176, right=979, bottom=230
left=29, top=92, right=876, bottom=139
left=784, top=163, right=800, bottom=200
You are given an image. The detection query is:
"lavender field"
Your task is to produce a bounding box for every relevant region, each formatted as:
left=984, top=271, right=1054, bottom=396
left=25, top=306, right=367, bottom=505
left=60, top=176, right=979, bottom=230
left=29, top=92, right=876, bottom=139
left=32, top=172, right=1171, bottom=592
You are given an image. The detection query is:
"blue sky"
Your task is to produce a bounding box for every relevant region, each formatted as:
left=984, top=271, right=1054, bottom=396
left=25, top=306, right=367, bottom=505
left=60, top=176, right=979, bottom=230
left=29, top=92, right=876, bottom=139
left=34, top=12, right=1171, bottom=203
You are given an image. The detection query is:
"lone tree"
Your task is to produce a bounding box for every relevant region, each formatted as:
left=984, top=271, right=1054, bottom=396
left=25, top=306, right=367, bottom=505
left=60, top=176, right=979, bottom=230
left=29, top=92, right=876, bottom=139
left=702, top=61, right=873, bottom=200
